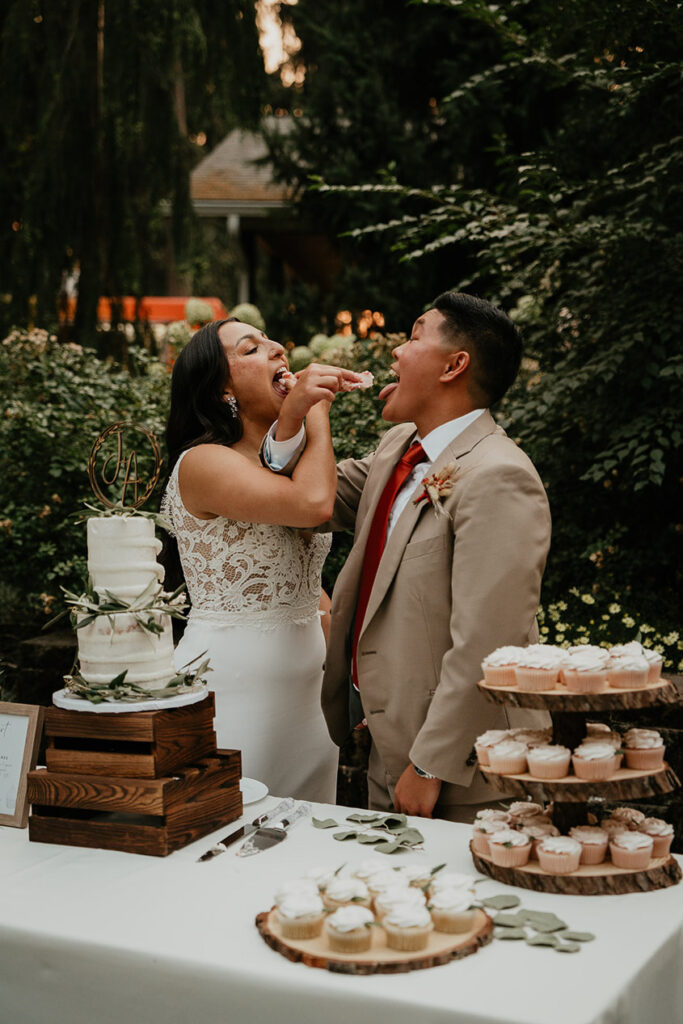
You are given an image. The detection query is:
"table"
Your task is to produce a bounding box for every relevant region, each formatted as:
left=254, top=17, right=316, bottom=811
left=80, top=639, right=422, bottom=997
left=1, top=796, right=681, bottom=1024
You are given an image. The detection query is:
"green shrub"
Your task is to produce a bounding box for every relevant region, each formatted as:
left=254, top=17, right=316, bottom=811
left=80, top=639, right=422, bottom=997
left=229, top=303, right=266, bottom=332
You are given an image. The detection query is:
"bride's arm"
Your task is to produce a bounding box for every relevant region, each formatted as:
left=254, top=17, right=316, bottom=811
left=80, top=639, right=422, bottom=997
left=177, top=401, right=338, bottom=529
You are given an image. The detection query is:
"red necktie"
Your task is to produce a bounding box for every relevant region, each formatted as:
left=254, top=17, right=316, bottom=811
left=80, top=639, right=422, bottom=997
left=351, top=441, right=426, bottom=690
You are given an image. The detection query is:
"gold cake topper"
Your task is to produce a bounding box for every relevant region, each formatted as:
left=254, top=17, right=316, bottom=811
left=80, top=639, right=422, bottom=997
left=88, top=422, right=162, bottom=509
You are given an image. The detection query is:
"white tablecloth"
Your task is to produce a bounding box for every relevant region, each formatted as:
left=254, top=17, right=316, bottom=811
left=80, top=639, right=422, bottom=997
left=1, top=796, right=681, bottom=1024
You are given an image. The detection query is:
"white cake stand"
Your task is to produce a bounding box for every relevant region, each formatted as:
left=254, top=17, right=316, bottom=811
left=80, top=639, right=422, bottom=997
left=51, top=686, right=210, bottom=713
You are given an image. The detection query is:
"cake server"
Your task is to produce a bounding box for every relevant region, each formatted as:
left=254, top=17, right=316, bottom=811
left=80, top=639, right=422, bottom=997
left=236, top=801, right=312, bottom=857
left=197, top=798, right=296, bottom=861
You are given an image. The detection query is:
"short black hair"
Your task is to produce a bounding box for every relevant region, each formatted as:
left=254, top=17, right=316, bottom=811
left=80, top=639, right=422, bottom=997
left=430, top=291, right=522, bottom=406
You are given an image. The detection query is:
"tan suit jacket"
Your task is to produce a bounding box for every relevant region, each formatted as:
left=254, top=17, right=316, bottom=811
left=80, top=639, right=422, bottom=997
left=321, top=411, right=552, bottom=806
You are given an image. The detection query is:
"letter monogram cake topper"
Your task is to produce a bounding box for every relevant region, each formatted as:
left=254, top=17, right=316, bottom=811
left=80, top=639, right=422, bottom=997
left=88, top=422, right=162, bottom=509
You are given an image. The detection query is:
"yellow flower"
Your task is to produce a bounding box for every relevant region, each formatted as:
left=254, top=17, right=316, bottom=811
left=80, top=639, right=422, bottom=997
left=663, top=632, right=679, bottom=645
left=581, top=594, right=595, bottom=605
left=608, top=603, right=621, bottom=614
left=622, top=615, right=635, bottom=628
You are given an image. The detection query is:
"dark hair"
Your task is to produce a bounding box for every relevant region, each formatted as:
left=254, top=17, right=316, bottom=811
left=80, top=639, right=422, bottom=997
left=430, top=291, right=522, bottom=406
left=165, top=317, right=240, bottom=472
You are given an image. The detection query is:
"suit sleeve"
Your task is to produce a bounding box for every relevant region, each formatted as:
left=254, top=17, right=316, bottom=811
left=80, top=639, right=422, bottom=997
left=408, top=461, right=551, bottom=784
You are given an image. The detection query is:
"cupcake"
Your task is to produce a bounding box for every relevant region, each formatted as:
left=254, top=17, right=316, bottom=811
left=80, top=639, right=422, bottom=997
left=514, top=646, right=565, bottom=691
left=473, top=807, right=511, bottom=826
left=474, top=729, right=511, bottom=766
left=537, top=835, right=582, bottom=875
left=507, top=801, right=547, bottom=824
left=276, top=893, right=325, bottom=939
left=569, top=825, right=609, bottom=865
left=639, top=817, right=674, bottom=858
left=383, top=904, right=434, bottom=951
left=609, top=831, right=654, bottom=869
left=274, top=879, right=320, bottom=906
left=642, top=647, right=664, bottom=684
left=519, top=822, right=561, bottom=860
left=488, top=740, right=528, bottom=775
left=509, top=727, right=554, bottom=749
left=608, top=806, right=646, bottom=829
left=585, top=721, right=613, bottom=735
left=427, top=872, right=477, bottom=897
left=472, top=819, right=500, bottom=856
left=481, top=646, right=524, bottom=686
left=324, top=905, right=375, bottom=953
left=429, top=890, right=477, bottom=934
left=607, top=653, right=650, bottom=690
left=351, top=859, right=385, bottom=883
left=322, top=876, right=371, bottom=910
left=366, top=870, right=410, bottom=907
left=581, top=728, right=622, bottom=750
left=563, top=648, right=609, bottom=693
left=488, top=828, right=532, bottom=867
left=572, top=741, right=619, bottom=780
left=526, top=744, right=572, bottom=780
left=599, top=818, right=630, bottom=840
left=374, top=885, right=426, bottom=921
left=394, top=863, right=435, bottom=888
left=623, top=728, right=666, bottom=770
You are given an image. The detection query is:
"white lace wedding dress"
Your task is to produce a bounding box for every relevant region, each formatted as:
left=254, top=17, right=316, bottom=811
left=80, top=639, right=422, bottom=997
left=161, top=451, right=338, bottom=802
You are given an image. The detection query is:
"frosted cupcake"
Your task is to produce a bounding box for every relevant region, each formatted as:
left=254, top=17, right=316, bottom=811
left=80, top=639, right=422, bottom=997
left=609, top=831, right=654, bottom=869
left=366, top=870, right=410, bottom=907
left=322, top=876, right=372, bottom=910
left=472, top=819, right=500, bottom=856
left=351, top=859, right=385, bottom=883
left=572, top=741, right=619, bottom=780
left=488, top=828, right=532, bottom=867
left=569, top=825, right=609, bottom=865
left=639, top=817, right=675, bottom=858
left=526, top=744, right=572, bottom=780
left=324, top=905, right=375, bottom=953
left=623, top=728, right=666, bottom=770
left=607, top=652, right=650, bottom=690
left=509, top=727, right=554, bottom=749
left=608, top=806, right=646, bottom=829
left=641, top=647, right=664, bottom=684
left=599, top=818, right=630, bottom=840
left=481, top=646, right=524, bottom=686
left=427, top=872, right=477, bottom=897
left=274, top=879, right=320, bottom=906
left=507, top=801, right=547, bottom=824
left=474, top=729, right=511, bottom=766
left=429, top=890, right=477, bottom=934
left=394, top=863, right=435, bottom=889
left=514, top=646, right=565, bottom=691
left=563, top=648, right=609, bottom=693
left=473, top=807, right=511, bottom=826
left=537, top=835, right=582, bottom=875
left=488, top=739, right=528, bottom=775
left=582, top=728, right=622, bottom=749
left=374, top=885, right=426, bottom=921
left=276, top=893, right=325, bottom=939
left=519, top=822, right=561, bottom=860
left=383, top=904, right=434, bottom=951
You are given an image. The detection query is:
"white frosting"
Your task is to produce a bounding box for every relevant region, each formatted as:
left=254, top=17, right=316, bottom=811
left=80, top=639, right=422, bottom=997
left=565, top=649, right=609, bottom=673
left=429, top=872, right=476, bottom=893
left=489, top=829, right=530, bottom=848
left=394, top=864, right=433, bottom=885
left=600, top=820, right=630, bottom=838
left=324, top=877, right=369, bottom=902
left=642, top=647, right=663, bottom=665
left=640, top=817, right=674, bottom=837
left=474, top=820, right=501, bottom=836
left=87, top=516, right=164, bottom=599
left=516, top=646, right=566, bottom=669
left=538, top=836, right=582, bottom=856
left=367, top=870, right=408, bottom=894
left=508, top=801, right=546, bottom=819
left=569, top=826, right=609, bottom=845
left=610, top=832, right=653, bottom=852
left=609, top=807, right=646, bottom=826
left=581, top=731, right=622, bottom=750
left=304, top=866, right=336, bottom=890
left=375, top=887, right=426, bottom=915
left=277, top=893, right=324, bottom=919
left=473, top=809, right=510, bottom=825
left=326, top=905, right=374, bottom=932
left=609, top=641, right=645, bottom=658
left=352, top=859, right=385, bottom=881
left=609, top=653, right=650, bottom=672
left=624, top=728, right=663, bottom=750
left=573, top=742, right=617, bottom=761
left=429, top=890, right=473, bottom=912
left=527, top=745, right=571, bottom=763
left=568, top=645, right=610, bottom=661
left=274, top=879, right=319, bottom=905
left=474, top=729, right=510, bottom=748
left=482, top=646, right=524, bottom=667
left=384, top=904, right=432, bottom=928
left=509, top=729, right=553, bottom=748
left=586, top=721, right=611, bottom=734
left=490, top=740, right=527, bottom=757
left=521, top=823, right=560, bottom=840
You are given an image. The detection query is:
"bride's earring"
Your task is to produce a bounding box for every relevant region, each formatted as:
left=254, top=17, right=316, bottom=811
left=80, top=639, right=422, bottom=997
left=225, top=394, right=238, bottom=416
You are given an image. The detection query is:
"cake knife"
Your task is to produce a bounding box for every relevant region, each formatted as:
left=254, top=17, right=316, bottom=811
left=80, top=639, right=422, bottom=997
left=197, top=798, right=296, bottom=861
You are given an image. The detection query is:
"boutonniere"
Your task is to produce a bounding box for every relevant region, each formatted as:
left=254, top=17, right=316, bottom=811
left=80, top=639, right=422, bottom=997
left=413, top=463, right=457, bottom=518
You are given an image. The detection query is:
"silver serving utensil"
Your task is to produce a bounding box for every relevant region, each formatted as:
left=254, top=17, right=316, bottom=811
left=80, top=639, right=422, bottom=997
left=197, top=798, right=296, bottom=861
left=237, top=801, right=312, bottom=857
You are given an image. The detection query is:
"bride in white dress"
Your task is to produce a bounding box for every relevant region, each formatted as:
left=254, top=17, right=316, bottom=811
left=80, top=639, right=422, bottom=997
left=161, top=317, right=362, bottom=803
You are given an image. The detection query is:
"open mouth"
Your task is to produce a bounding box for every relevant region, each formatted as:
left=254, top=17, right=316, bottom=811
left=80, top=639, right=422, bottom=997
left=272, top=367, right=295, bottom=398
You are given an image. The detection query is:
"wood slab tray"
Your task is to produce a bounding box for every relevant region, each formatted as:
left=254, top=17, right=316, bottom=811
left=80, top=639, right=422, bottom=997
left=256, top=907, right=493, bottom=974
left=477, top=677, right=678, bottom=711
left=478, top=763, right=680, bottom=802
left=470, top=843, right=682, bottom=895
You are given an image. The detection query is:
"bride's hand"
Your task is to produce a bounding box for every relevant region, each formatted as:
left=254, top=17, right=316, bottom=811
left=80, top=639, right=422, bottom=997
left=277, top=364, right=364, bottom=437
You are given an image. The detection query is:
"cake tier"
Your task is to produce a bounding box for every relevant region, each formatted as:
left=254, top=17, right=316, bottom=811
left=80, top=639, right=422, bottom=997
left=87, top=516, right=164, bottom=600
left=76, top=610, right=176, bottom=689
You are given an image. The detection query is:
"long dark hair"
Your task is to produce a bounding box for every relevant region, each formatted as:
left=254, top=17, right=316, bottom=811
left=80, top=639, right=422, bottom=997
left=160, top=317, right=240, bottom=608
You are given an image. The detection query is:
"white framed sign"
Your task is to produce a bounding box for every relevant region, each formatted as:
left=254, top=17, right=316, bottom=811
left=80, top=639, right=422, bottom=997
left=0, top=703, right=44, bottom=828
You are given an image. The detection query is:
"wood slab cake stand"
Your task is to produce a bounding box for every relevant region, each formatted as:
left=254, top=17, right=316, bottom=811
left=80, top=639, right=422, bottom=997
left=27, top=692, right=244, bottom=856
left=474, top=677, right=682, bottom=894
left=256, top=908, right=493, bottom=974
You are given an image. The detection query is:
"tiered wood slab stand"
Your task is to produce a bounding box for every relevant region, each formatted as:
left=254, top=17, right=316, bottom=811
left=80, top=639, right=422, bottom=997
left=474, top=676, right=682, bottom=895
left=256, top=907, right=493, bottom=974
left=27, top=691, right=243, bottom=856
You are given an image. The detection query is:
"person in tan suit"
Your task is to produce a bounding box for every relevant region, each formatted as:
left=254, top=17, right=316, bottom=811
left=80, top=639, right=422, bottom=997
left=264, top=291, right=551, bottom=821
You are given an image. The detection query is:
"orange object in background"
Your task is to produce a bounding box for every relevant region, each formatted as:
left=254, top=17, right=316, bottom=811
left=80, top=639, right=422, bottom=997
left=61, top=296, right=229, bottom=325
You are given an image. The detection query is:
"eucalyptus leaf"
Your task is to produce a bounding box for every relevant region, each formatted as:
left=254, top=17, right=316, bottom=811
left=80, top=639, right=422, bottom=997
left=312, top=817, right=339, bottom=830
left=495, top=927, right=527, bottom=940
left=430, top=863, right=447, bottom=876
left=332, top=830, right=359, bottom=842
left=555, top=942, right=581, bottom=953
left=391, top=827, right=424, bottom=845
left=530, top=920, right=568, bottom=933
left=346, top=813, right=381, bottom=824
left=373, top=840, right=403, bottom=854
left=482, top=895, right=522, bottom=910
left=560, top=931, right=595, bottom=942
left=356, top=832, right=385, bottom=844
left=526, top=934, right=559, bottom=947
left=494, top=912, right=527, bottom=928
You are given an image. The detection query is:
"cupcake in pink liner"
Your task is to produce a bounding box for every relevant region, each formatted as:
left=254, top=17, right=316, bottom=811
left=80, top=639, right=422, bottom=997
left=641, top=647, right=664, bottom=684
left=581, top=729, right=624, bottom=768
left=474, top=729, right=511, bottom=766
left=606, top=652, right=649, bottom=689
left=569, top=826, right=609, bottom=865
left=572, top=741, right=619, bottom=780
left=537, top=835, right=582, bottom=875
left=488, top=740, right=528, bottom=775
left=639, top=817, right=675, bottom=858
left=526, top=744, right=572, bottom=780
left=488, top=828, right=532, bottom=867
left=609, top=831, right=654, bottom=869
left=563, top=648, right=609, bottom=693
left=481, top=646, right=524, bottom=686
left=519, top=822, right=561, bottom=860
left=608, top=806, right=646, bottom=829
left=514, top=646, right=565, bottom=691
left=507, top=801, right=548, bottom=825
left=623, top=728, right=666, bottom=770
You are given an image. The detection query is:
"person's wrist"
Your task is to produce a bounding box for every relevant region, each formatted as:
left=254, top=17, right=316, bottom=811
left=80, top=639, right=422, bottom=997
left=274, top=410, right=304, bottom=442
left=412, top=763, right=437, bottom=780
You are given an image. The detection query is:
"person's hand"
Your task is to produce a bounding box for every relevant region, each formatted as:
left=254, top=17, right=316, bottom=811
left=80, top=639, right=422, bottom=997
left=393, top=765, right=442, bottom=818
left=276, top=364, right=366, bottom=438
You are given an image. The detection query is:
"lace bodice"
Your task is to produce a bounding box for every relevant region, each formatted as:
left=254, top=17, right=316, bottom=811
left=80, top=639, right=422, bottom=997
left=160, top=451, right=332, bottom=627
